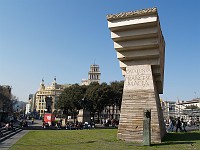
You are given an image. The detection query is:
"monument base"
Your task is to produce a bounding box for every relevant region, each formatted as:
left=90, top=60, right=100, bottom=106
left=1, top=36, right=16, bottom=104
left=77, top=109, right=91, bottom=123
left=118, top=65, right=166, bottom=143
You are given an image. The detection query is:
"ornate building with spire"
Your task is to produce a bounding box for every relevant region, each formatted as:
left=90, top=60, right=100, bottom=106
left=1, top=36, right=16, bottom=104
left=34, top=78, right=71, bottom=117
left=81, top=64, right=101, bottom=85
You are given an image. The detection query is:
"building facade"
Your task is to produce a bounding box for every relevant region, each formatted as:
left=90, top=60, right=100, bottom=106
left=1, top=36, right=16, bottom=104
left=81, top=64, right=101, bottom=85
left=35, top=78, right=71, bottom=117
left=161, top=98, right=200, bottom=123
left=101, top=105, right=120, bottom=120
left=176, top=99, right=200, bottom=122
left=161, top=100, right=176, bottom=120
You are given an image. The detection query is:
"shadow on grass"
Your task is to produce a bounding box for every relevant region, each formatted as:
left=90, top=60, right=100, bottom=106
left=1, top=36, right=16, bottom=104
left=85, top=141, right=96, bottom=143
left=152, top=132, right=200, bottom=146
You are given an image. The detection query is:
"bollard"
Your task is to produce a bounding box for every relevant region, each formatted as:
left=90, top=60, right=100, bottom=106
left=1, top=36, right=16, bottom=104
left=143, top=109, right=151, bottom=146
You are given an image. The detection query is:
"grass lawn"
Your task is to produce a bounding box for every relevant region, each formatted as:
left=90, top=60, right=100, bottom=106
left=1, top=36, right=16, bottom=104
left=10, top=129, right=200, bottom=150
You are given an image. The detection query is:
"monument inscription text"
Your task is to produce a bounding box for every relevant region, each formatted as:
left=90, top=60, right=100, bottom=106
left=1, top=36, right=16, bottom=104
left=124, top=65, right=153, bottom=90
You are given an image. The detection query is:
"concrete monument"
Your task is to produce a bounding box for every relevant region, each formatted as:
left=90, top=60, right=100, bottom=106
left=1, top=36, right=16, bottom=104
left=45, top=96, right=53, bottom=113
left=77, top=109, right=91, bottom=123
left=77, top=98, right=91, bottom=123
left=107, top=7, right=166, bottom=143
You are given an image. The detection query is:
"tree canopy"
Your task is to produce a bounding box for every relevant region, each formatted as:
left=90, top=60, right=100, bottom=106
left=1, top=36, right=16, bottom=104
left=56, top=81, right=124, bottom=117
left=56, top=84, right=86, bottom=115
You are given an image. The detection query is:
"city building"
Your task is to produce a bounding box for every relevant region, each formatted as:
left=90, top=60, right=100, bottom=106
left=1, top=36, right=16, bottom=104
left=35, top=78, right=71, bottom=117
left=101, top=105, right=120, bottom=120
left=161, top=100, right=176, bottom=120
left=176, top=98, right=200, bottom=122
left=161, top=98, right=200, bottom=123
left=81, top=64, right=101, bottom=85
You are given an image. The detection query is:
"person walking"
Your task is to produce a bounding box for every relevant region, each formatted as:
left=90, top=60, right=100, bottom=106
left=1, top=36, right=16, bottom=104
left=181, top=118, right=187, bottom=132
left=9, top=121, right=14, bottom=131
left=32, top=118, right=34, bottom=124
left=168, top=117, right=174, bottom=132
left=175, top=117, right=182, bottom=132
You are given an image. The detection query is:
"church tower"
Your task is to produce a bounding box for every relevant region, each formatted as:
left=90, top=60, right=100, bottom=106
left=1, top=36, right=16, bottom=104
left=88, top=64, right=101, bottom=84
left=81, top=63, right=101, bottom=85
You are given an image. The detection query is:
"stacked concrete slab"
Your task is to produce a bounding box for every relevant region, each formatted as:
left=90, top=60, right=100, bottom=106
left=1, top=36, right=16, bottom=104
left=107, top=7, right=166, bottom=143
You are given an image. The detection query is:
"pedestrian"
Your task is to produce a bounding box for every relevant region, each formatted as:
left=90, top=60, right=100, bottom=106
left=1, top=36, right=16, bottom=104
left=175, top=117, right=182, bottom=132
left=181, top=118, right=187, bottom=132
left=5, top=122, right=10, bottom=130
left=167, top=117, right=174, bottom=132
left=57, top=121, right=61, bottom=129
left=32, top=118, right=34, bottom=124
left=42, top=121, right=45, bottom=128
left=10, top=121, right=15, bottom=131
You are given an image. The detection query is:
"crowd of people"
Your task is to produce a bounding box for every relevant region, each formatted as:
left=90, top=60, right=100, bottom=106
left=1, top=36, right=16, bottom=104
left=19, top=120, right=28, bottom=128
left=65, top=121, right=92, bottom=130
left=42, top=119, right=94, bottom=130
left=0, top=120, right=15, bottom=137
left=166, top=117, right=187, bottom=132
left=0, top=121, right=15, bottom=131
left=101, top=118, right=119, bottom=127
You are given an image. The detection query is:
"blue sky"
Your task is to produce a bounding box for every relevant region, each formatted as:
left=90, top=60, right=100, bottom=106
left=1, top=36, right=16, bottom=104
left=0, top=0, right=200, bottom=102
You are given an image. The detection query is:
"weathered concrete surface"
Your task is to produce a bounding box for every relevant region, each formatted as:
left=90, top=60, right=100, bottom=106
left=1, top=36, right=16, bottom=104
left=107, top=8, right=166, bottom=144
left=117, top=65, right=165, bottom=143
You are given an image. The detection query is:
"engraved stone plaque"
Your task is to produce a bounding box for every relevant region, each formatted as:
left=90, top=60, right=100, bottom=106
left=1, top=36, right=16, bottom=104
left=124, top=65, right=153, bottom=90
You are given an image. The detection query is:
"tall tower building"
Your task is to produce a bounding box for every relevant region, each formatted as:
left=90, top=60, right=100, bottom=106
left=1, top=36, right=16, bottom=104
left=81, top=64, right=101, bottom=85
left=88, top=64, right=101, bottom=84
